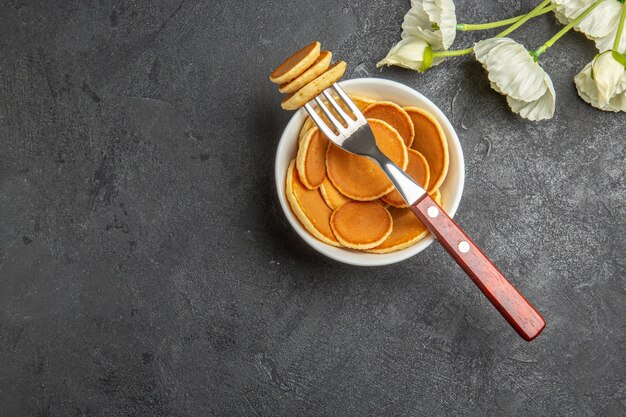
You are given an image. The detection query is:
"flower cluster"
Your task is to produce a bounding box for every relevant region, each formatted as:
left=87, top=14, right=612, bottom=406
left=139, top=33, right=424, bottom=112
left=378, top=0, right=626, bottom=120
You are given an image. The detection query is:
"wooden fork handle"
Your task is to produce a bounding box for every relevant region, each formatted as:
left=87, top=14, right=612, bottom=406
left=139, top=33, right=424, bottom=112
left=410, top=194, right=546, bottom=341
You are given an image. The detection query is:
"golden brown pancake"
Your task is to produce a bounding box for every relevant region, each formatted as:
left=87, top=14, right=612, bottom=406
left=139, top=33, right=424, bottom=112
left=270, top=41, right=321, bottom=84
left=296, top=127, right=328, bottom=189
left=326, top=119, right=408, bottom=201
left=330, top=201, right=392, bottom=249
left=375, top=198, right=390, bottom=208
left=320, top=177, right=351, bottom=210
left=366, top=207, right=429, bottom=253
left=431, top=189, right=441, bottom=204
left=404, top=107, right=449, bottom=193
left=286, top=160, right=341, bottom=246
left=298, top=94, right=375, bottom=139
left=367, top=189, right=443, bottom=253
left=282, top=62, right=347, bottom=110
left=279, top=51, right=332, bottom=94
left=382, top=149, right=430, bottom=208
left=350, top=95, right=376, bottom=110
left=363, top=101, right=415, bottom=147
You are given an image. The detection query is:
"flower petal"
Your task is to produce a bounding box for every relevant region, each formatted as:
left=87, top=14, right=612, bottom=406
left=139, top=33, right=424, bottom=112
left=592, top=52, right=626, bottom=106
left=473, top=37, right=511, bottom=63
left=576, top=1, right=620, bottom=39
left=593, top=26, right=626, bottom=54
left=401, top=0, right=444, bottom=49
left=575, top=63, right=601, bottom=106
left=506, top=74, right=556, bottom=121
left=553, top=10, right=570, bottom=25
left=575, top=55, right=626, bottom=112
left=552, top=0, right=626, bottom=53
left=552, top=0, right=586, bottom=10
left=475, top=38, right=548, bottom=102
left=377, top=37, right=444, bottom=70
left=552, top=0, right=596, bottom=21
left=423, top=0, right=457, bottom=49
left=402, top=0, right=432, bottom=37
left=607, top=92, right=626, bottom=111
left=490, top=81, right=503, bottom=94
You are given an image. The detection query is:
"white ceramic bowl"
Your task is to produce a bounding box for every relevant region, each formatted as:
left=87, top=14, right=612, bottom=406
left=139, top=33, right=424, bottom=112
left=275, top=78, right=464, bottom=266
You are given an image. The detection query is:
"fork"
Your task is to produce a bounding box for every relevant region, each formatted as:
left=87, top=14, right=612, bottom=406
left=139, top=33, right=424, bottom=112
left=305, top=83, right=546, bottom=341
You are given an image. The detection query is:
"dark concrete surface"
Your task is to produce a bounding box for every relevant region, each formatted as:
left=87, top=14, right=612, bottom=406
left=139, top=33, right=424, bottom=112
left=0, top=0, right=625, bottom=416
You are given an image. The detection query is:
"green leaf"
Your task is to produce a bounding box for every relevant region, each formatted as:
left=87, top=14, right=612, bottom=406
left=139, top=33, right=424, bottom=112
left=612, top=50, right=626, bottom=68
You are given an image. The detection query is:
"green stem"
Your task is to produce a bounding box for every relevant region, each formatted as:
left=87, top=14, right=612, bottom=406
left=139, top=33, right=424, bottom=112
left=433, top=1, right=554, bottom=59
left=457, top=4, right=555, bottom=31
left=495, top=0, right=552, bottom=38
left=433, top=47, right=474, bottom=58
left=533, top=0, right=605, bottom=57
left=614, top=2, right=626, bottom=51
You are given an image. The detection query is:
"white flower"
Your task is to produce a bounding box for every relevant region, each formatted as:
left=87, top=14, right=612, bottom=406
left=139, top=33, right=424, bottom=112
left=474, top=37, right=556, bottom=121
left=377, top=37, right=444, bottom=71
left=552, top=0, right=626, bottom=53
left=401, top=0, right=457, bottom=50
left=574, top=51, right=626, bottom=111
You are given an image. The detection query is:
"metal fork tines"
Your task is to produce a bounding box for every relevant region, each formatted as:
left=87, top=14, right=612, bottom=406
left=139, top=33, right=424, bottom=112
left=303, top=83, right=426, bottom=205
left=303, top=84, right=367, bottom=147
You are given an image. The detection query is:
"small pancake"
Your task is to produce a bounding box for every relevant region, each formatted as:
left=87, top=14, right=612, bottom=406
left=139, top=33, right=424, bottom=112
left=282, top=61, right=347, bottom=110
left=363, top=101, right=415, bottom=147
left=375, top=198, right=390, bottom=208
left=431, top=189, right=441, bottom=204
left=366, top=207, right=428, bottom=254
left=279, top=51, right=332, bottom=94
left=330, top=201, right=392, bottom=249
left=367, top=191, right=443, bottom=253
left=270, top=41, right=321, bottom=84
left=404, top=107, right=449, bottom=193
left=320, top=177, right=351, bottom=210
left=299, top=94, right=375, bottom=139
left=382, top=149, right=430, bottom=208
left=286, top=160, right=341, bottom=247
left=326, top=119, right=408, bottom=201
left=350, top=95, right=376, bottom=110
left=296, top=127, right=328, bottom=189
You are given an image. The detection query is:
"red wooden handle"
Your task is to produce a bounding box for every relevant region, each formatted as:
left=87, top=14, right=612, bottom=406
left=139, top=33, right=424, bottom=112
left=411, top=194, right=545, bottom=341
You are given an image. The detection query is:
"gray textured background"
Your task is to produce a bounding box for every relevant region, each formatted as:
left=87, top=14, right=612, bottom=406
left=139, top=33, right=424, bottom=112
left=1, top=0, right=625, bottom=416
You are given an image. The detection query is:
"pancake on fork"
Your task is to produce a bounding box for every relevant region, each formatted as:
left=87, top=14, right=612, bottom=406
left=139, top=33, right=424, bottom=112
left=404, top=106, right=449, bottom=193
left=270, top=41, right=321, bottom=84
left=330, top=201, right=392, bottom=249
left=286, top=160, right=341, bottom=246
left=282, top=62, right=347, bottom=110
left=296, top=127, right=328, bottom=189
left=382, top=149, right=430, bottom=208
left=326, top=119, right=408, bottom=201
left=363, top=101, right=415, bottom=147
left=279, top=51, right=332, bottom=94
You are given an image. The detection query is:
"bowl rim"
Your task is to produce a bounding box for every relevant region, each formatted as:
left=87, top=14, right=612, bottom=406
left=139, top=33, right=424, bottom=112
left=274, top=77, right=465, bottom=266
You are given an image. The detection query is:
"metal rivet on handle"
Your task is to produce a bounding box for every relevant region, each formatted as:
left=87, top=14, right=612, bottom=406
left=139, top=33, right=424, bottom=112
left=458, top=241, right=470, bottom=253
left=427, top=206, right=439, bottom=218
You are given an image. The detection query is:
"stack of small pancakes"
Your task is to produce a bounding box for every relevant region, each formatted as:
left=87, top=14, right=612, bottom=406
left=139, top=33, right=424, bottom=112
left=271, top=43, right=449, bottom=253
left=269, top=41, right=347, bottom=110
